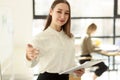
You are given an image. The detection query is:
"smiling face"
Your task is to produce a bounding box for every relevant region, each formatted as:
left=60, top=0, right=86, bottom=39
left=50, top=3, right=70, bottom=30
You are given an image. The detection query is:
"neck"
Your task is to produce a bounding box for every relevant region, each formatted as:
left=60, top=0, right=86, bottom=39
left=50, top=25, right=62, bottom=32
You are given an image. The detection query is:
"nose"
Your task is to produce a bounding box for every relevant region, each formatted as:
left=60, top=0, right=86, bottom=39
left=61, top=13, right=65, bottom=19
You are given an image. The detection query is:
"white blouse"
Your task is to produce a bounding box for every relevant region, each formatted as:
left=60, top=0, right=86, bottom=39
left=26, top=27, right=76, bottom=73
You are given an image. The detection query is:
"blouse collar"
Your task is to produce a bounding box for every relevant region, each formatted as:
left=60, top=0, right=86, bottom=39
left=48, top=27, right=64, bottom=35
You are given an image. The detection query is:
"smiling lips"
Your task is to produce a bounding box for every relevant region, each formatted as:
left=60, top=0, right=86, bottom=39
left=59, top=20, right=65, bottom=23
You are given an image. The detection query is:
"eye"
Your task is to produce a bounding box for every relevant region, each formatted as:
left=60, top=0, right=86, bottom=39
left=65, top=10, right=69, bottom=15
left=65, top=12, right=69, bottom=15
left=57, top=11, right=62, bottom=13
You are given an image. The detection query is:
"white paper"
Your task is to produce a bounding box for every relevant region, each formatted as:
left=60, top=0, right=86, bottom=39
left=59, top=59, right=104, bottom=74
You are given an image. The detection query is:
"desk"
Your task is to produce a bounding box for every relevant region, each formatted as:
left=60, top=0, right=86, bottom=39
left=98, top=51, right=120, bottom=71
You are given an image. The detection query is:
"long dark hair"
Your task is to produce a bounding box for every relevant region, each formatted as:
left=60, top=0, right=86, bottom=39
left=44, top=0, right=72, bottom=38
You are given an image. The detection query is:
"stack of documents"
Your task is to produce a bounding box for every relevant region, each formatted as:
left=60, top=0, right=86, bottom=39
left=59, top=59, right=103, bottom=74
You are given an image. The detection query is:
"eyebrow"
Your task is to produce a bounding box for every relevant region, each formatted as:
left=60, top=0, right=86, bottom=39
left=58, top=8, right=69, bottom=13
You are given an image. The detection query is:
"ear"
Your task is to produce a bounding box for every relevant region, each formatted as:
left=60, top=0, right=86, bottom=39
left=49, top=8, right=53, bottom=16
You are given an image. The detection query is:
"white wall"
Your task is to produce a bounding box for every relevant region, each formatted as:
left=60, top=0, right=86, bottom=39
left=0, top=0, right=33, bottom=47
left=0, top=0, right=33, bottom=79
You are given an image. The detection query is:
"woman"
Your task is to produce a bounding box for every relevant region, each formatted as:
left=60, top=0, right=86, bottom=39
left=79, top=23, right=108, bottom=80
left=26, top=0, right=84, bottom=80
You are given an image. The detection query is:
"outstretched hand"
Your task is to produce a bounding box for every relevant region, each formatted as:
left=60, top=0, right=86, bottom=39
left=26, top=44, right=39, bottom=61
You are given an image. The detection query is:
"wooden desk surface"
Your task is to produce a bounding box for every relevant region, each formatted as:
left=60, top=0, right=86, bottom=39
left=98, top=51, right=120, bottom=56
left=97, top=50, right=120, bottom=71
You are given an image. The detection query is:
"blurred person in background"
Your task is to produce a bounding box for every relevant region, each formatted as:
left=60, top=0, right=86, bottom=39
left=79, top=23, right=108, bottom=80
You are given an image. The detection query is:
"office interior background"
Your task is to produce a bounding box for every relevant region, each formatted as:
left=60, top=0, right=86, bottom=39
left=0, top=0, right=120, bottom=80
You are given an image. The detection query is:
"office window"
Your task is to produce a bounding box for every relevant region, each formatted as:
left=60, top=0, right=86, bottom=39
left=34, top=0, right=113, bottom=17
left=34, top=0, right=54, bottom=15
left=71, top=19, right=113, bottom=37
left=32, top=19, right=45, bottom=36
left=116, top=19, right=120, bottom=35
left=115, top=38, right=120, bottom=47
left=101, top=38, right=113, bottom=44
left=69, top=0, right=113, bottom=17
left=118, top=0, right=120, bottom=14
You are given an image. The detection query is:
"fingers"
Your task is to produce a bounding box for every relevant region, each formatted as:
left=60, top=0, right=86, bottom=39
left=74, top=68, right=85, bottom=77
left=26, top=50, right=39, bottom=61
left=28, top=44, right=33, bottom=48
left=26, top=44, right=39, bottom=61
left=26, top=44, right=33, bottom=52
left=33, top=49, right=39, bottom=55
left=75, top=68, right=85, bottom=73
left=80, top=68, right=85, bottom=73
left=27, top=44, right=38, bottom=52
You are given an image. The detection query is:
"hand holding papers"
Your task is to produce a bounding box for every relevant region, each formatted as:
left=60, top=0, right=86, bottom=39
left=59, top=59, right=103, bottom=74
